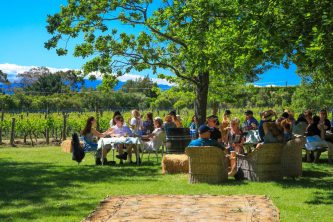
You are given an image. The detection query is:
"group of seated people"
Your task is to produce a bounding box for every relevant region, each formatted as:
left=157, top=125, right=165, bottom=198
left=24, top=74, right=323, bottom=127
left=188, top=110, right=257, bottom=153
left=81, top=107, right=333, bottom=166
left=81, top=110, right=183, bottom=165
left=188, top=108, right=333, bottom=173
left=293, top=109, right=333, bottom=162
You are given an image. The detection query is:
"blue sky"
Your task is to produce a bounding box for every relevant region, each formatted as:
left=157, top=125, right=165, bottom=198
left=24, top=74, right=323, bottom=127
left=0, top=0, right=301, bottom=86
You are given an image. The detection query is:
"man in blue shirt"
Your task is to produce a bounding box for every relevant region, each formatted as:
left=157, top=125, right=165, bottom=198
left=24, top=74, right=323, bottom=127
left=188, top=125, right=224, bottom=149
left=243, top=110, right=259, bottom=131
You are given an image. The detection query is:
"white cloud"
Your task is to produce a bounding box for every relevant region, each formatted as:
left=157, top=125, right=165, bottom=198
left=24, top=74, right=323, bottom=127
left=0, top=63, right=72, bottom=81
left=85, top=71, right=174, bottom=85
left=0, top=63, right=174, bottom=86
left=0, top=63, right=71, bottom=74
left=118, top=74, right=174, bottom=86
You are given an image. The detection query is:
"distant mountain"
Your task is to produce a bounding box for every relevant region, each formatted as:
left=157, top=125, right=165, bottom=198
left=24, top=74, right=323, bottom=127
left=0, top=79, right=171, bottom=94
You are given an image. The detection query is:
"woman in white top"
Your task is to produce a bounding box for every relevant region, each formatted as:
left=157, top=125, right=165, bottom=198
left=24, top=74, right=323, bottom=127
left=111, top=115, right=138, bottom=164
left=129, top=109, right=143, bottom=135
left=143, top=117, right=165, bottom=151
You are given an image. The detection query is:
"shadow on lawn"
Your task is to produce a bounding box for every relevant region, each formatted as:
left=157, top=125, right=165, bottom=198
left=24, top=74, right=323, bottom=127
left=0, top=158, right=160, bottom=221
left=275, top=166, right=333, bottom=206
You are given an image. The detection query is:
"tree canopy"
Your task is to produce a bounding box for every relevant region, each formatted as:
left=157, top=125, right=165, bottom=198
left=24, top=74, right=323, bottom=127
left=45, top=0, right=333, bottom=123
left=121, top=75, right=159, bottom=98
left=0, top=70, right=9, bottom=84
left=16, top=67, right=84, bottom=94
left=46, top=0, right=283, bottom=123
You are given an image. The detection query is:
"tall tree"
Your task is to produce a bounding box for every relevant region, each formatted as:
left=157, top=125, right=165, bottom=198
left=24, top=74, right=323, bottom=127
left=59, top=70, right=85, bottom=91
left=121, top=76, right=159, bottom=98
left=26, top=74, right=69, bottom=95
left=0, top=70, right=9, bottom=84
left=46, top=0, right=292, bottom=123
left=17, top=67, right=51, bottom=88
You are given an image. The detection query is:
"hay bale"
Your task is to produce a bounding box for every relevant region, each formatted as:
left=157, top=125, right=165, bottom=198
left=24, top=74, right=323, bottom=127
left=61, top=139, right=73, bottom=153
left=162, top=154, right=189, bottom=174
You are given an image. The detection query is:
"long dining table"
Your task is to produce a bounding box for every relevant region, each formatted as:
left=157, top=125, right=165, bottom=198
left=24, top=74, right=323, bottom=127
left=97, top=136, right=144, bottom=165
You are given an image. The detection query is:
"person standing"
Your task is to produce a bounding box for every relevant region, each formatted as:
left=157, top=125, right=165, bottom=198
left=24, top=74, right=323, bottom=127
left=129, top=109, right=143, bottom=135
left=189, top=115, right=199, bottom=139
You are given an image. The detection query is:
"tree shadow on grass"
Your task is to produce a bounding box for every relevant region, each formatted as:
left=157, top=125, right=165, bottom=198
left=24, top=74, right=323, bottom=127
left=0, top=158, right=160, bottom=221
left=278, top=168, right=333, bottom=189
left=305, top=191, right=333, bottom=205
left=274, top=167, right=333, bottom=207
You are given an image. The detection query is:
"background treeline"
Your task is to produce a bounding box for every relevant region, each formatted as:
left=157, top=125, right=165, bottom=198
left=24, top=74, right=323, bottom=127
left=1, top=66, right=333, bottom=113
left=1, top=66, right=333, bottom=146
left=1, top=83, right=333, bottom=113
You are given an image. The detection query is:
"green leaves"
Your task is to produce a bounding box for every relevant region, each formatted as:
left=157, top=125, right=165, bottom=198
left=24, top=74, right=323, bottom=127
left=96, top=74, right=119, bottom=93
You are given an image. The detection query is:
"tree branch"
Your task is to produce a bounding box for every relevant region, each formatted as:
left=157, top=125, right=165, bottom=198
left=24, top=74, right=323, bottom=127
left=142, top=7, right=188, bottom=50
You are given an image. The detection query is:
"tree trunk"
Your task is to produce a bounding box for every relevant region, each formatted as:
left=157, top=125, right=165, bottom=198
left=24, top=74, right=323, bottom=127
left=194, top=72, right=209, bottom=125
left=29, top=132, right=34, bottom=147
left=211, top=101, right=219, bottom=116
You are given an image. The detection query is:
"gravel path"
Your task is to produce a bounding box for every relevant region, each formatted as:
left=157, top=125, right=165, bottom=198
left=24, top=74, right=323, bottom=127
left=83, top=195, right=279, bottom=222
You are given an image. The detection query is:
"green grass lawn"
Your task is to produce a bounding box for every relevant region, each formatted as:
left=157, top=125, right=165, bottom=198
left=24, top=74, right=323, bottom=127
left=0, top=147, right=332, bottom=222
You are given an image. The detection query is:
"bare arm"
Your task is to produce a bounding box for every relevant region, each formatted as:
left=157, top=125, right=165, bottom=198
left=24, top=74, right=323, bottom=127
left=318, top=124, right=325, bottom=139
left=91, top=128, right=105, bottom=138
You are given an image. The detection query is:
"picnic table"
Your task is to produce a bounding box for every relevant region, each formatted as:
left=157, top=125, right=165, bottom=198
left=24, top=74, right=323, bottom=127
left=97, top=137, right=144, bottom=165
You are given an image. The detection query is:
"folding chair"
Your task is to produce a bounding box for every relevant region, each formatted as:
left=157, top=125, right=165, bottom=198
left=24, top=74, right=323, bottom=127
left=141, top=132, right=166, bottom=162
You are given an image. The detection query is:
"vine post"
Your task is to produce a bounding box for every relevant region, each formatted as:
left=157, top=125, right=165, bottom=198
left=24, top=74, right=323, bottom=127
left=62, top=112, right=68, bottom=141
left=10, top=118, right=15, bottom=147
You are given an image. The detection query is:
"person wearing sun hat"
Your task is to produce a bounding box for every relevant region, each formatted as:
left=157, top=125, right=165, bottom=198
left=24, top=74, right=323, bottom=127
left=258, top=110, right=276, bottom=141
left=187, top=125, right=224, bottom=148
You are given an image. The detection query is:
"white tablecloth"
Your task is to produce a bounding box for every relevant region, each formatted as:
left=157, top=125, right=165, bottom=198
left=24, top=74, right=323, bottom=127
left=97, top=137, right=144, bottom=165
left=97, top=137, right=144, bottom=150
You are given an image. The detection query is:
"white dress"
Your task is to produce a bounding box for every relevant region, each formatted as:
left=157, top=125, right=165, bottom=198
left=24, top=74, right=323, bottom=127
left=144, top=128, right=165, bottom=151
